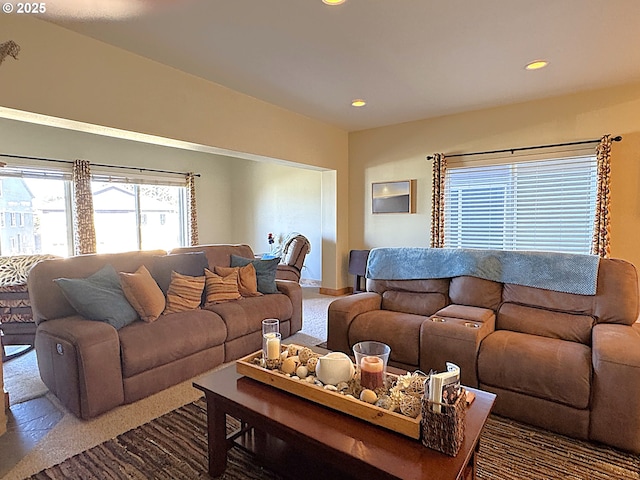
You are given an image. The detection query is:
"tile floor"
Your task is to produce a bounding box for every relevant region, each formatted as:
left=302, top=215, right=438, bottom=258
left=2, top=345, right=62, bottom=478
left=0, top=395, right=62, bottom=478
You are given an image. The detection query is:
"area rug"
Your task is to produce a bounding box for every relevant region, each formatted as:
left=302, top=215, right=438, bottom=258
left=28, top=399, right=639, bottom=480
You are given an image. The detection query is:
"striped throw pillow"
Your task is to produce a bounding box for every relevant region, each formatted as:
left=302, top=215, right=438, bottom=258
left=163, top=271, right=205, bottom=314
left=204, top=269, right=242, bottom=304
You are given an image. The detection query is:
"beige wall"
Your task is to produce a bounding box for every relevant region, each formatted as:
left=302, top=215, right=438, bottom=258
left=0, top=117, right=237, bottom=244
left=228, top=161, right=323, bottom=280
left=0, top=118, right=324, bottom=279
left=349, top=82, right=640, bottom=270
left=0, top=15, right=349, bottom=289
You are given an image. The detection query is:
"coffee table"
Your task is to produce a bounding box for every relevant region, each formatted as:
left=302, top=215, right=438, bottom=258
left=194, top=362, right=495, bottom=480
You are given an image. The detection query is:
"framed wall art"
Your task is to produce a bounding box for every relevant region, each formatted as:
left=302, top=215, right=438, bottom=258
left=372, top=179, right=416, bottom=214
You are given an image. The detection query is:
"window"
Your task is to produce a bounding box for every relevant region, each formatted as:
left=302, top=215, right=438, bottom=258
left=92, top=181, right=186, bottom=253
left=444, top=155, right=597, bottom=254
left=0, top=173, right=71, bottom=256
left=0, top=166, right=188, bottom=256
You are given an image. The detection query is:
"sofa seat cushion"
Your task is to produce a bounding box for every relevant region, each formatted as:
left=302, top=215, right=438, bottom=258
left=203, top=293, right=293, bottom=341
left=478, top=330, right=591, bottom=409
left=119, top=309, right=226, bottom=378
left=348, top=310, right=424, bottom=366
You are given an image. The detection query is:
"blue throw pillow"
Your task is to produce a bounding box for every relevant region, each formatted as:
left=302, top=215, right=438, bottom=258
left=54, top=264, right=139, bottom=330
left=230, top=255, right=280, bottom=294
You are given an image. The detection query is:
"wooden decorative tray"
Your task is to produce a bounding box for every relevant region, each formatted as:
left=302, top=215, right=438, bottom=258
left=236, top=348, right=421, bottom=439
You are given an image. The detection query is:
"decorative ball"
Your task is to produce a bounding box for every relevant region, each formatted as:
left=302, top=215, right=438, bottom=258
left=360, top=389, right=378, bottom=404
left=296, top=365, right=309, bottom=378
left=399, top=394, right=421, bottom=418
left=306, top=356, right=318, bottom=373
left=287, top=344, right=300, bottom=357
left=406, top=374, right=427, bottom=397
left=298, top=347, right=314, bottom=365
left=281, top=356, right=300, bottom=375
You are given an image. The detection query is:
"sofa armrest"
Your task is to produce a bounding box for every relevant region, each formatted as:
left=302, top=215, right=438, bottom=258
left=35, top=316, right=125, bottom=419
left=591, top=323, right=640, bottom=453
left=276, top=280, right=303, bottom=334
left=327, top=293, right=382, bottom=354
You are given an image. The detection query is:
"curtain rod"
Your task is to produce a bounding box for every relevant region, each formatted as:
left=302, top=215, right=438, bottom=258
left=425, top=135, right=622, bottom=161
left=0, top=153, right=201, bottom=177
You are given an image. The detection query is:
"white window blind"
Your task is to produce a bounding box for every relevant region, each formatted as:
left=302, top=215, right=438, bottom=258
left=444, top=155, right=597, bottom=254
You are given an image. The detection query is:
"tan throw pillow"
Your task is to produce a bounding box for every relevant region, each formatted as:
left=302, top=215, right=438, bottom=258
left=205, top=268, right=242, bottom=304
left=214, top=264, right=262, bottom=297
left=119, top=265, right=166, bottom=323
left=163, top=271, right=205, bottom=315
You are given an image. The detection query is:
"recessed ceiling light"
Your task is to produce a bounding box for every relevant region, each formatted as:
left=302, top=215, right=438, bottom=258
left=323, top=0, right=346, bottom=5
left=525, top=60, right=549, bottom=71
left=351, top=99, right=366, bottom=107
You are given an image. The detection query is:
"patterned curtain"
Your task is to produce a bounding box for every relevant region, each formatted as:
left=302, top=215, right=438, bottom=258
left=430, top=153, right=447, bottom=248
left=72, top=159, right=97, bottom=255
left=187, top=173, right=199, bottom=246
left=591, top=135, right=613, bottom=258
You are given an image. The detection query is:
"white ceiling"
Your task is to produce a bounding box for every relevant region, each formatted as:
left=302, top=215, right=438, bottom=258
left=45, top=0, right=640, bottom=132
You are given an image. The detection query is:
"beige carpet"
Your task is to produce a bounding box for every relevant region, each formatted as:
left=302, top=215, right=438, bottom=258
left=2, top=287, right=336, bottom=480
left=3, top=349, right=47, bottom=406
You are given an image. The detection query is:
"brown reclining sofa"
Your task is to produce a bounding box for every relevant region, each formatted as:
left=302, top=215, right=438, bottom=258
left=28, top=244, right=302, bottom=419
left=328, top=247, right=640, bottom=453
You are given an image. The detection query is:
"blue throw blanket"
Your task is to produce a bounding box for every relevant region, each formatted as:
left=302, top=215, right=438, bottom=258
left=366, top=248, right=600, bottom=295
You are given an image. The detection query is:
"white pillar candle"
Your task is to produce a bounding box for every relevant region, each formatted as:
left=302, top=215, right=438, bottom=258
left=266, top=333, right=281, bottom=360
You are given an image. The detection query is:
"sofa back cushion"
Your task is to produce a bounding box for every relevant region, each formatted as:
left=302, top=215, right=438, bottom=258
left=497, top=302, right=594, bottom=344
left=502, top=258, right=639, bottom=326
left=381, top=291, right=446, bottom=316
left=448, top=276, right=502, bottom=310
left=28, top=250, right=166, bottom=324
left=170, top=244, right=255, bottom=270
left=368, top=278, right=450, bottom=297
left=150, top=252, right=209, bottom=294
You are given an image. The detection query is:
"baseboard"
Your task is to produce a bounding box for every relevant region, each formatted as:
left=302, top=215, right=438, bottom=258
left=319, top=286, right=352, bottom=296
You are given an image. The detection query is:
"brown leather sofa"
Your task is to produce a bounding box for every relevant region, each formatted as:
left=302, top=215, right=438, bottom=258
left=28, top=244, right=302, bottom=419
left=328, top=255, right=640, bottom=453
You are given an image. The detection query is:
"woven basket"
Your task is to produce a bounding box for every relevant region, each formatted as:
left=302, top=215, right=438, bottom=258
left=420, top=389, right=467, bottom=456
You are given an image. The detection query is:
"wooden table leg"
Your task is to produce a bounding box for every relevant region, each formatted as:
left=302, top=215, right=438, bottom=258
left=205, top=393, right=228, bottom=477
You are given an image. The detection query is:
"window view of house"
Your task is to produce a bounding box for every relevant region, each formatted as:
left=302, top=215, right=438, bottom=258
left=0, top=175, right=187, bottom=256
left=92, top=182, right=185, bottom=253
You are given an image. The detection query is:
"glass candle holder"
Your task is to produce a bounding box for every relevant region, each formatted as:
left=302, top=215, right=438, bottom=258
left=262, top=318, right=279, bottom=336
left=353, top=341, right=391, bottom=390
